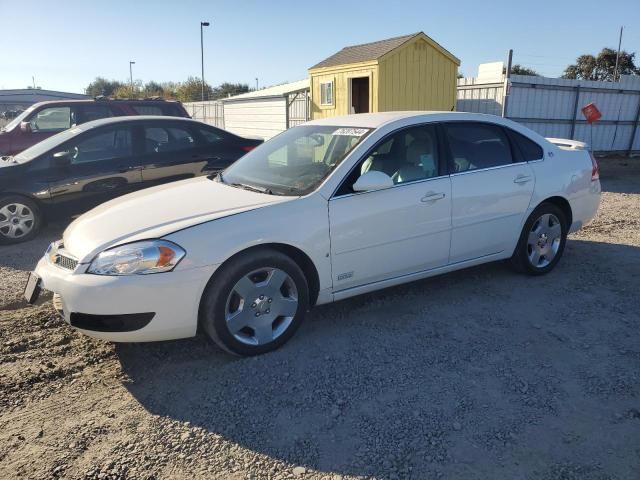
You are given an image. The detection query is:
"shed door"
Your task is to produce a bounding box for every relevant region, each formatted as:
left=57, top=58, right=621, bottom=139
left=350, top=77, right=370, bottom=114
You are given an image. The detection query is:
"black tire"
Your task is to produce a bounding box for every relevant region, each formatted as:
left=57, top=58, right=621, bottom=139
left=511, top=202, right=568, bottom=275
left=199, top=248, right=309, bottom=356
left=0, top=195, right=42, bottom=245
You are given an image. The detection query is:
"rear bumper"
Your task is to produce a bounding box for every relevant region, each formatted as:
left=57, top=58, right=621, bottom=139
left=569, top=182, right=601, bottom=233
left=34, top=257, right=217, bottom=342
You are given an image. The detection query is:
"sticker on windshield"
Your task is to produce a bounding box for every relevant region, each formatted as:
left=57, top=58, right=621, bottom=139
left=333, top=127, right=368, bottom=137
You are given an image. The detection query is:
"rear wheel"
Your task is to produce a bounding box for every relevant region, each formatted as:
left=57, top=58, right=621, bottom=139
left=511, top=202, right=567, bottom=275
left=200, top=248, right=309, bottom=356
left=0, top=196, right=42, bottom=245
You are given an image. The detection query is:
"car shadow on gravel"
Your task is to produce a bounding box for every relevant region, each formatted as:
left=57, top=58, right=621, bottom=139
left=116, top=239, right=640, bottom=479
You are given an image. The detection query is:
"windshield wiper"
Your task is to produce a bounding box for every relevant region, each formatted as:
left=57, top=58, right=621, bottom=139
left=230, top=182, right=273, bottom=195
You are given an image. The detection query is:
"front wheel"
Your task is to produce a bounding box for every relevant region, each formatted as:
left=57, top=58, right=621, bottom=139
left=0, top=196, right=42, bottom=245
left=511, top=203, right=568, bottom=275
left=200, top=248, right=309, bottom=356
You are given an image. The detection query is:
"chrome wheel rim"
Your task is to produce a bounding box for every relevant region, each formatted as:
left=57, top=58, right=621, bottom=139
left=225, top=268, right=298, bottom=346
left=527, top=213, right=562, bottom=268
left=0, top=203, right=35, bottom=239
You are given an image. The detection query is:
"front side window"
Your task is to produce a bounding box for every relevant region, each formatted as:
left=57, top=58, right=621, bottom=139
left=68, top=127, right=132, bottom=164
left=444, top=122, right=513, bottom=173
left=320, top=81, right=334, bottom=106
left=29, top=107, right=71, bottom=132
left=336, top=124, right=440, bottom=196
left=144, top=126, right=196, bottom=153
left=222, top=125, right=371, bottom=195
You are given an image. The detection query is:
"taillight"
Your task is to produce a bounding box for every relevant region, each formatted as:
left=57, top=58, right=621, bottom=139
left=241, top=145, right=256, bottom=152
left=589, top=153, right=599, bottom=181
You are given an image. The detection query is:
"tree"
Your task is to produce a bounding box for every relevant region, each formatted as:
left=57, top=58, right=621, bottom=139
left=510, top=64, right=539, bottom=76
left=175, top=77, right=214, bottom=102
left=211, top=82, right=250, bottom=100
left=112, top=80, right=143, bottom=99
left=562, top=48, right=639, bottom=81
left=85, top=77, right=124, bottom=97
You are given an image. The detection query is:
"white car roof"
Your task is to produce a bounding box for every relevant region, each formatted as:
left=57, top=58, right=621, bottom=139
left=306, top=111, right=508, bottom=129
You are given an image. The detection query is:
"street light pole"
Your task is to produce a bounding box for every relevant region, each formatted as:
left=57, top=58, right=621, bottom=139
left=200, top=21, right=210, bottom=101
left=129, top=61, right=135, bottom=92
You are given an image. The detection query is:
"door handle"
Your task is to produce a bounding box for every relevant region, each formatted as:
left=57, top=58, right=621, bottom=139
left=513, top=175, right=533, bottom=184
left=421, top=192, right=446, bottom=203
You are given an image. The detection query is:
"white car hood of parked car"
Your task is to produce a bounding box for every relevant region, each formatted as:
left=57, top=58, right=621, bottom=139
left=63, top=176, right=295, bottom=263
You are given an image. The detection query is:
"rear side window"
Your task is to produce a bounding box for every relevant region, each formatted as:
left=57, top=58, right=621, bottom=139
left=198, top=127, right=225, bottom=144
left=507, top=129, right=544, bottom=161
left=76, top=105, right=112, bottom=124
left=144, top=125, right=196, bottom=153
left=444, top=122, right=513, bottom=173
left=132, top=105, right=164, bottom=115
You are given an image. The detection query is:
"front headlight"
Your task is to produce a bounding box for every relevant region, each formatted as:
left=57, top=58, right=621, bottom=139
left=87, top=240, right=186, bottom=276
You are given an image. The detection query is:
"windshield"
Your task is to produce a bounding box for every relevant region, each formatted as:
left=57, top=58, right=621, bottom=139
left=221, top=125, right=371, bottom=195
left=1, top=107, right=34, bottom=132
left=14, top=126, right=82, bottom=162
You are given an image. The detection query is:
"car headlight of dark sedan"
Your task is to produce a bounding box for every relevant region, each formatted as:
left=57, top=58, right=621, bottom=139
left=87, top=240, right=186, bottom=275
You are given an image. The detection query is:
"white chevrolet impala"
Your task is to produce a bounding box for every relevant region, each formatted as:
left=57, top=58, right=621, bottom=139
left=26, top=112, right=601, bottom=355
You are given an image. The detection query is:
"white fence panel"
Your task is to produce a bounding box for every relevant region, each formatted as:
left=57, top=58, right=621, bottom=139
left=457, top=74, right=640, bottom=154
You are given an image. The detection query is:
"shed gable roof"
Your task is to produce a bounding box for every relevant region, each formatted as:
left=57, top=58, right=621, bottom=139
left=309, top=32, right=459, bottom=70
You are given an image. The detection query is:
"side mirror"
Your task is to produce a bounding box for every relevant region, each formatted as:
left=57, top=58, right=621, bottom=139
left=352, top=170, right=394, bottom=192
left=52, top=150, right=71, bottom=168
left=20, top=121, right=32, bottom=133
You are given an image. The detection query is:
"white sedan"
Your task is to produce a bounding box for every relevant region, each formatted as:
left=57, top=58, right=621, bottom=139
left=27, top=112, right=601, bottom=356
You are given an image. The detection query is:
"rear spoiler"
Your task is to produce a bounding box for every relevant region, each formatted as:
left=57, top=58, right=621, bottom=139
left=546, top=137, right=588, bottom=151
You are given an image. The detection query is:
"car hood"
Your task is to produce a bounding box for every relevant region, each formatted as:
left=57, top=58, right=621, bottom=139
left=64, top=177, right=296, bottom=263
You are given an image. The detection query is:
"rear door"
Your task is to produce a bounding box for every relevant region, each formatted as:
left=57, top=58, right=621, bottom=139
left=444, top=121, right=535, bottom=263
left=48, top=124, right=142, bottom=216
left=138, top=121, right=207, bottom=188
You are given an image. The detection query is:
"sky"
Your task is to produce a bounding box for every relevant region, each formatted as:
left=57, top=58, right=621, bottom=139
left=1, top=0, right=639, bottom=93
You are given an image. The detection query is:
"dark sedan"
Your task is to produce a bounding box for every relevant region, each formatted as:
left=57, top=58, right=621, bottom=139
left=0, top=116, right=262, bottom=244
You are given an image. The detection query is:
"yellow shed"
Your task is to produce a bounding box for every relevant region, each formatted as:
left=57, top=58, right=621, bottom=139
left=308, top=32, right=460, bottom=119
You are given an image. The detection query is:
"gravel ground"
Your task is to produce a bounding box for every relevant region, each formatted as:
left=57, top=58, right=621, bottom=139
left=1, top=157, right=639, bottom=480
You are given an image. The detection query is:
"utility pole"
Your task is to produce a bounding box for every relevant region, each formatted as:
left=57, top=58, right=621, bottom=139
left=129, top=61, right=135, bottom=91
left=255, top=78, right=259, bottom=91
left=502, top=49, right=513, bottom=118
left=613, top=26, right=624, bottom=82
left=200, top=21, right=210, bottom=101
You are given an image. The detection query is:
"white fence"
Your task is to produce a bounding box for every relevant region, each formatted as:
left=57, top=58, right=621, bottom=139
left=185, top=90, right=310, bottom=140
left=457, top=74, right=640, bottom=154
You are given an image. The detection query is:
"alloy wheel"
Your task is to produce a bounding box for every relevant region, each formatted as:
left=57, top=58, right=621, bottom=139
left=225, top=267, right=299, bottom=346
left=527, top=213, right=562, bottom=268
left=0, top=203, right=35, bottom=239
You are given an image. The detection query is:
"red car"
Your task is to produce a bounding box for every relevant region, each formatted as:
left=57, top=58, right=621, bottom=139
left=0, top=98, right=190, bottom=156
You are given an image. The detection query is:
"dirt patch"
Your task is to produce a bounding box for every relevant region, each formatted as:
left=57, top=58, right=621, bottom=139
left=1, top=158, right=639, bottom=479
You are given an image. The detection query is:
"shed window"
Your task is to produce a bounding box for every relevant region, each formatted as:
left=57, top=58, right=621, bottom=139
left=320, top=81, right=334, bottom=106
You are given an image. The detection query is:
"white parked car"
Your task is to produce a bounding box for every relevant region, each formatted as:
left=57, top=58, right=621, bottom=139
left=26, top=112, right=601, bottom=355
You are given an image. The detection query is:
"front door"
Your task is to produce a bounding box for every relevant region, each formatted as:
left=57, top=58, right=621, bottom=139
left=14, top=105, right=74, bottom=153
left=329, top=124, right=451, bottom=291
left=48, top=124, right=142, bottom=217
left=443, top=121, right=535, bottom=263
